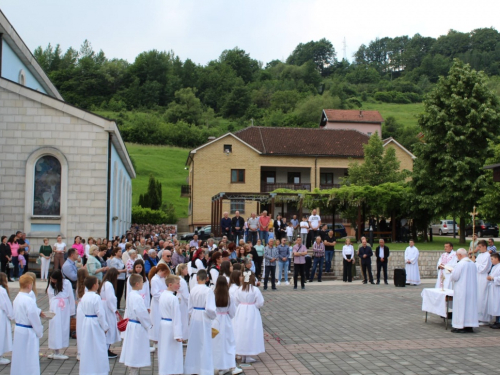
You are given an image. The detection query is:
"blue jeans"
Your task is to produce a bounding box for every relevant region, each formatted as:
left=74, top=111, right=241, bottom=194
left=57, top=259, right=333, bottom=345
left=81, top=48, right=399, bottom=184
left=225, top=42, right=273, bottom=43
left=18, top=265, right=25, bottom=277
left=325, top=250, right=334, bottom=272
left=310, top=257, right=324, bottom=281
left=259, top=231, right=269, bottom=246
left=278, top=260, right=289, bottom=282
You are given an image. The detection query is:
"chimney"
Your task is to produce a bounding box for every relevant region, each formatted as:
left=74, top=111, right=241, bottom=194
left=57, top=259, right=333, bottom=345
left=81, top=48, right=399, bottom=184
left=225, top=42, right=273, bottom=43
left=208, top=136, right=216, bottom=141
left=359, top=110, right=363, bottom=117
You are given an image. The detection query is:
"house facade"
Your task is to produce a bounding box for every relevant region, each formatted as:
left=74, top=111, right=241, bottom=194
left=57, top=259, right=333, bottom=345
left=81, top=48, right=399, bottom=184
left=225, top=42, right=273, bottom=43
left=0, top=10, right=134, bottom=247
left=185, top=115, right=415, bottom=231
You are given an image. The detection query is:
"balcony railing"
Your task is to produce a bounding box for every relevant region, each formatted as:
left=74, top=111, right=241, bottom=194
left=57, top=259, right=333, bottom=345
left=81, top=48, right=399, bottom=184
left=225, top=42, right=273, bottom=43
left=261, top=183, right=311, bottom=192
left=181, top=185, right=191, bottom=197
left=319, top=183, right=341, bottom=190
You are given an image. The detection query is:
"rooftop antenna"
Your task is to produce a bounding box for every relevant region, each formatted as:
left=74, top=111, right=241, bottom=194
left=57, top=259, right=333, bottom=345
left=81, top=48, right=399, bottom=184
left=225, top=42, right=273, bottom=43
left=343, top=37, right=347, bottom=60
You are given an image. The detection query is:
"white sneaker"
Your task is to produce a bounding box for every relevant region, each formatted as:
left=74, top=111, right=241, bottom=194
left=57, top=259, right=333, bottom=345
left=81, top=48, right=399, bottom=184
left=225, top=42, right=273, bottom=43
left=77, top=355, right=80, bottom=361
left=52, top=354, right=69, bottom=360
left=0, top=357, right=10, bottom=365
left=245, top=357, right=256, bottom=363
left=149, top=346, right=156, bottom=352
left=47, top=354, right=54, bottom=359
left=285, top=281, right=290, bottom=285
left=277, top=281, right=281, bottom=286
left=232, top=368, right=243, bottom=374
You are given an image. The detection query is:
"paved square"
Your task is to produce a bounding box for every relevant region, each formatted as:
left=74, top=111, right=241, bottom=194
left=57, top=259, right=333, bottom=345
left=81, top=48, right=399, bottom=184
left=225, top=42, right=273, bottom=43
left=1, top=279, right=499, bottom=374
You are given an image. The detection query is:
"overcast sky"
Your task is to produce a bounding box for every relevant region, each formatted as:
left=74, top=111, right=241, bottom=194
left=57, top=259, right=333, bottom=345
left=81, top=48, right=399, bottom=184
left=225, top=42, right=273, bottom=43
left=2, top=0, right=499, bottom=65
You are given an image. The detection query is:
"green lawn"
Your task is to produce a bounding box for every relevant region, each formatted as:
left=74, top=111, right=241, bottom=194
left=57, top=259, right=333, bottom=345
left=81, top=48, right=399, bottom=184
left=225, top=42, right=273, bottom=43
left=362, top=102, right=424, bottom=129
left=335, top=235, right=469, bottom=251
left=126, top=143, right=190, bottom=217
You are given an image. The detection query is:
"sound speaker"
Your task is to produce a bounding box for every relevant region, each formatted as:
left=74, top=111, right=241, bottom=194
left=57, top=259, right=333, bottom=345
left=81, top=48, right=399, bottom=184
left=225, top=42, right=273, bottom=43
left=394, top=268, right=406, bottom=287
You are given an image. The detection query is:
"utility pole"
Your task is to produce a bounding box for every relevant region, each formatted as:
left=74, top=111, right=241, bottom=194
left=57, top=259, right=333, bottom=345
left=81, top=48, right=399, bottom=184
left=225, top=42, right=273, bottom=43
left=343, top=37, right=347, bottom=60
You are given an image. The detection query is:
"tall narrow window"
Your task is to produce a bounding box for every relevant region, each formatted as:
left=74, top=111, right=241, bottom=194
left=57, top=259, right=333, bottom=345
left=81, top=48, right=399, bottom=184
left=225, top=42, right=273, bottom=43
left=33, top=156, right=61, bottom=216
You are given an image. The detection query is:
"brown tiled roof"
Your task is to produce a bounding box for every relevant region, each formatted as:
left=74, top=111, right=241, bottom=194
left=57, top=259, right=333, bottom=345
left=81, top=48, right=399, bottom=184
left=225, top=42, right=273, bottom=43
left=321, top=109, right=383, bottom=125
left=233, top=127, right=368, bottom=157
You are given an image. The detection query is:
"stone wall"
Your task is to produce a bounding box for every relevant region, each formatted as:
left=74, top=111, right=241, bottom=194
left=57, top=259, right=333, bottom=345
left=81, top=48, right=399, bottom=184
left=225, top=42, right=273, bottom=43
left=330, top=250, right=442, bottom=279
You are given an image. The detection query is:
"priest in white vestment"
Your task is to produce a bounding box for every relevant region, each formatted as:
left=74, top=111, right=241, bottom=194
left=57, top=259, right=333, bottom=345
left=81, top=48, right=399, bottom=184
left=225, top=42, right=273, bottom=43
left=476, top=240, right=492, bottom=324
left=405, top=240, right=420, bottom=285
left=435, top=242, right=457, bottom=289
left=486, top=253, right=500, bottom=329
left=450, top=248, right=478, bottom=333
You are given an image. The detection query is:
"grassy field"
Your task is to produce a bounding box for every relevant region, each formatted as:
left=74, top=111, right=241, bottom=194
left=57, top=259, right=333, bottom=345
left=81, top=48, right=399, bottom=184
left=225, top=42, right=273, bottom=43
left=362, top=102, right=424, bottom=129
left=334, top=235, right=470, bottom=251
left=126, top=143, right=190, bottom=218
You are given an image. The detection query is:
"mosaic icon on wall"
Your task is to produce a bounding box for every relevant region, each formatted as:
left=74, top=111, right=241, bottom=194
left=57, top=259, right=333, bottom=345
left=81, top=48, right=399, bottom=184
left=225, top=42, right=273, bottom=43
left=33, top=155, right=61, bottom=216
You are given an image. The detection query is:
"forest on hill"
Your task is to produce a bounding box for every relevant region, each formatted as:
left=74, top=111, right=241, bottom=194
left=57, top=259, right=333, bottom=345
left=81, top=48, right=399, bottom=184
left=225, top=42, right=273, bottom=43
left=34, top=28, right=500, bottom=152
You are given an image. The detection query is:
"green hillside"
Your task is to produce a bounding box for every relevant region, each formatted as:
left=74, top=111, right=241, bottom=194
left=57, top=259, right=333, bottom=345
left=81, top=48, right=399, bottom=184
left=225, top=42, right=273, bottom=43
left=362, top=102, right=424, bottom=129
left=126, top=143, right=190, bottom=218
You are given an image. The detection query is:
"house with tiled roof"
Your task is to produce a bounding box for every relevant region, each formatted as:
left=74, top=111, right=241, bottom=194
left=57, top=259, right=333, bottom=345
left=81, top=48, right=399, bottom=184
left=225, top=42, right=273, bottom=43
left=184, top=110, right=414, bottom=231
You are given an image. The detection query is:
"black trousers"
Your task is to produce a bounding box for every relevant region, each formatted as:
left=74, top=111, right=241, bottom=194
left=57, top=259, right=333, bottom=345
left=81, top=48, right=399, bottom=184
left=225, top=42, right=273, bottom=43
left=305, top=257, right=312, bottom=280
left=377, top=259, right=388, bottom=283
left=264, top=265, right=276, bottom=289
left=24, top=253, right=30, bottom=273
left=294, top=263, right=306, bottom=288
left=255, top=256, right=263, bottom=278
left=222, top=230, right=232, bottom=241
left=116, top=279, right=126, bottom=309
left=361, top=261, right=373, bottom=283
left=343, top=258, right=353, bottom=282
left=248, top=231, right=258, bottom=246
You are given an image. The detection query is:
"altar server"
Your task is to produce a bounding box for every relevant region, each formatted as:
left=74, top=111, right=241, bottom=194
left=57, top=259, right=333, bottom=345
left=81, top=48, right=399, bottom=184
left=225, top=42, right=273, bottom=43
left=125, top=260, right=150, bottom=311
left=404, top=240, right=421, bottom=285
left=435, top=242, right=457, bottom=289
left=188, top=249, right=205, bottom=291
left=11, top=274, right=43, bottom=374
left=0, top=273, right=13, bottom=365
left=98, top=267, right=121, bottom=358
left=149, top=263, right=169, bottom=344
left=213, top=276, right=242, bottom=375
left=476, top=240, right=492, bottom=325
left=233, top=270, right=265, bottom=363
left=175, top=263, right=190, bottom=343
left=119, top=274, right=153, bottom=375
left=76, top=267, right=88, bottom=361
left=450, top=248, right=478, bottom=333
left=79, top=276, right=109, bottom=375
left=487, top=253, right=500, bottom=328
left=46, top=270, right=75, bottom=360
left=184, top=269, right=217, bottom=375
left=158, top=275, right=184, bottom=375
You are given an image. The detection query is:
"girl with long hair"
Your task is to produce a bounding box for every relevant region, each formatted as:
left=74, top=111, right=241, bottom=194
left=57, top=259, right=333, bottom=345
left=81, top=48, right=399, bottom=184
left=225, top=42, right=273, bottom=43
left=175, top=263, right=190, bottom=343
left=188, top=248, right=205, bottom=291
left=98, top=267, right=121, bottom=358
left=125, top=260, right=150, bottom=311
left=148, top=263, right=169, bottom=347
left=208, top=252, right=222, bottom=289
left=233, top=270, right=265, bottom=363
left=220, top=260, right=232, bottom=284
left=0, top=272, right=13, bottom=365
left=213, top=276, right=242, bottom=374
left=229, top=270, right=241, bottom=301
left=75, top=267, right=88, bottom=361
left=7, top=235, right=19, bottom=280
left=46, top=270, right=75, bottom=360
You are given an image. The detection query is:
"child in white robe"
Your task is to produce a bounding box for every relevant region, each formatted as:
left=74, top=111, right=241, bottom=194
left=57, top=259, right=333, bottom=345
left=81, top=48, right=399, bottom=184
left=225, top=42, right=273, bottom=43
left=176, top=263, right=190, bottom=343
left=149, top=263, right=170, bottom=345
left=125, top=260, right=150, bottom=312
left=46, top=270, right=75, bottom=360
left=229, top=270, right=241, bottom=305
left=487, top=253, right=500, bottom=328
left=184, top=269, right=217, bottom=375
left=213, top=276, right=242, bottom=375
left=158, top=275, right=184, bottom=375
left=75, top=268, right=88, bottom=361
left=0, top=272, right=14, bottom=365
left=119, top=274, right=153, bottom=375
left=233, top=270, right=265, bottom=363
left=189, top=249, right=205, bottom=291
left=79, top=275, right=109, bottom=375
left=11, top=274, right=43, bottom=374
left=99, top=267, right=121, bottom=358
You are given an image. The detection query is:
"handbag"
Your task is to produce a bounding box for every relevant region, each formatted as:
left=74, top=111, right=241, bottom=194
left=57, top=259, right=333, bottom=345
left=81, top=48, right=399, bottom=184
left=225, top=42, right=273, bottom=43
left=7, top=262, right=13, bottom=269
left=116, top=311, right=129, bottom=332
left=36, top=257, right=42, bottom=265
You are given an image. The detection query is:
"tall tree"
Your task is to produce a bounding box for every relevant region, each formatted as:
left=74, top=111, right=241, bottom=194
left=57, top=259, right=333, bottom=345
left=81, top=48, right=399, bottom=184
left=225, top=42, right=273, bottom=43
left=286, top=38, right=336, bottom=76
left=412, top=59, right=500, bottom=243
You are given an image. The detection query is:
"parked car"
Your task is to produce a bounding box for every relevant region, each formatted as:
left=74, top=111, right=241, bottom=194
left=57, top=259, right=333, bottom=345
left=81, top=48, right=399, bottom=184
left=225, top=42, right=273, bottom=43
left=464, top=220, right=498, bottom=237
left=430, top=220, right=459, bottom=235
left=326, top=223, right=348, bottom=238
left=181, top=225, right=212, bottom=241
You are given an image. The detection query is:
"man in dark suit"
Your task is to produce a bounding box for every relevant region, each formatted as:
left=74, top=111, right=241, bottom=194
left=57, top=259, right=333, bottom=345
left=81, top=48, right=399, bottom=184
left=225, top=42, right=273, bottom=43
left=358, top=237, right=374, bottom=284
left=375, top=238, right=390, bottom=284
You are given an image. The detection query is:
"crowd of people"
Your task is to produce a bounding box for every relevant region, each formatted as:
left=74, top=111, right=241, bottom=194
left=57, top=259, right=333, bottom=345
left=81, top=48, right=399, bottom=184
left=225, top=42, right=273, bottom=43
left=0, top=225, right=266, bottom=375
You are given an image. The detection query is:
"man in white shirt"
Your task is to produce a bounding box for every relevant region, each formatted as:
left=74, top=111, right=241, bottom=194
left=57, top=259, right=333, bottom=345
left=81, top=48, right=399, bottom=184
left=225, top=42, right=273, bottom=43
left=308, top=209, right=321, bottom=240
left=450, top=248, right=478, bottom=333
left=476, top=240, right=492, bottom=325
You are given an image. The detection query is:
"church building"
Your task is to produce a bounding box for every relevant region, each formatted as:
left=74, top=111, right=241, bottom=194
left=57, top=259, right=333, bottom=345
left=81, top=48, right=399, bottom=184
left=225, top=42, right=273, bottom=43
left=0, top=10, right=135, bottom=247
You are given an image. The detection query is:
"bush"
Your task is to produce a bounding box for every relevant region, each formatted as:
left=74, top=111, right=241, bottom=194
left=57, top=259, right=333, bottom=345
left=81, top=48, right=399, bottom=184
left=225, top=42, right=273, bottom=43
left=374, top=91, right=393, bottom=102
left=132, top=206, right=170, bottom=224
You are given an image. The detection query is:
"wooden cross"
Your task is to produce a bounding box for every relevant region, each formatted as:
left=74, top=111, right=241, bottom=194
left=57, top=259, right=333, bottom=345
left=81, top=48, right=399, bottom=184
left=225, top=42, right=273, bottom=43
left=469, top=206, right=479, bottom=260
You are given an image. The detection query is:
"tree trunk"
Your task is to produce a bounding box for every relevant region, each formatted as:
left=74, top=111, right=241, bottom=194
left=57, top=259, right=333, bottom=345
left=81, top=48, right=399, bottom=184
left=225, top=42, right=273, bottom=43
left=460, top=217, right=466, bottom=244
